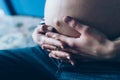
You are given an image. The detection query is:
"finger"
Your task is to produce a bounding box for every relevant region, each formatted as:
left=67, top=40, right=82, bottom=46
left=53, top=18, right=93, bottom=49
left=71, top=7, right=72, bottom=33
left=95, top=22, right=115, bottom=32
left=37, top=25, right=55, bottom=34
left=63, top=16, right=89, bottom=34
left=36, top=25, right=48, bottom=34
left=70, top=60, right=75, bottom=66
left=50, top=51, right=71, bottom=60
left=46, top=32, right=69, bottom=40
left=38, top=36, right=64, bottom=49
left=32, top=28, right=43, bottom=44
left=49, top=53, right=59, bottom=59
left=49, top=52, right=75, bottom=65
left=32, top=25, right=47, bottom=42
left=49, top=53, right=69, bottom=60
left=46, top=49, right=51, bottom=52
left=41, top=44, right=58, bottom=50
left=46, top=32, right=75, bottom=47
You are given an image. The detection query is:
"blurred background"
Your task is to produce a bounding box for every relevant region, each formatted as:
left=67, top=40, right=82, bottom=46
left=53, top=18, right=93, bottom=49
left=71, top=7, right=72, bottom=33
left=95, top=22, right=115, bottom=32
left=0, top=0, right=46, bottom=50
left=0, top=0, right=45, bottom=17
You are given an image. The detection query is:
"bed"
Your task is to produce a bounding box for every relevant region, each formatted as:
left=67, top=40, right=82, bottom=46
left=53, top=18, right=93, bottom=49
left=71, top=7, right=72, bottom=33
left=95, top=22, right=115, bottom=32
left=0, top=15, right=42, bottom=50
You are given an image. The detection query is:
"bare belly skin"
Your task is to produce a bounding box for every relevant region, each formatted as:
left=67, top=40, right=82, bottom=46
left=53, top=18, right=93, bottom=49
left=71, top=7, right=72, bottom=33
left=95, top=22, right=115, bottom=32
left=45, top=0, right=120, bottom=39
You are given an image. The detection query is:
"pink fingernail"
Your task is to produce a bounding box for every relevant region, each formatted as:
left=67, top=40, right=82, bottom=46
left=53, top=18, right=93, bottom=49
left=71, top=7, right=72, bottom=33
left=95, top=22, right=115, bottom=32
left=71, top=61, right=75, bottom=66
left=60, top=46, right=64, bottom=49
left=49, top=53, right=52, bottom=57
left=67, top=56, right=70, bottom=59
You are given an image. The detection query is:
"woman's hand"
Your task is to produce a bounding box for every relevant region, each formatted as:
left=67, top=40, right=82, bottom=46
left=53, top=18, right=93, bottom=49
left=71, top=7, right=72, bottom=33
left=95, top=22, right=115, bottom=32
left=32, top=24, right=75, bottom=64
left=45, top=16, right=115, bottom=64
left=32, top=24, right=64, bottom=51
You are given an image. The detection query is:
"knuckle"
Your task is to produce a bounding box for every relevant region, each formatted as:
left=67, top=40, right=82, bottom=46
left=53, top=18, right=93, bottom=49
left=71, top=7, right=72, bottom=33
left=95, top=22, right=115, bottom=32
left=40, top=38, right=45, bottom=44
left=52, top=51, right=57, bottom=55
left=36, top=24, right=47, bottom=33
left=67, top=39, right=75, bottom=47
left=53, top=34, right=60, bottom=39
left=83, top=25, right=89, bottom=32
left=47, top=26, right=54, bottom=31
left=66, top=54, right=70, bottom=57
left=37, top=36, right=44, bottom=45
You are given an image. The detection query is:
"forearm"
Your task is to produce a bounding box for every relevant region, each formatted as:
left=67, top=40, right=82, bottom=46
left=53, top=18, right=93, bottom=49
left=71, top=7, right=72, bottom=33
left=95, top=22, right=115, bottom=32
left=96, top=39, right=115, bottom=60
left=101, top=38, right=120, bottom=61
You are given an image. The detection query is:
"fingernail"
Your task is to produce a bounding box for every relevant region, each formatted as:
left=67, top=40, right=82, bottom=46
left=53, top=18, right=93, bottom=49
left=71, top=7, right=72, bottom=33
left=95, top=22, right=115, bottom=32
left=41, top=46, right=45, bottom=50
left=47, top=49, right=51, bottom=52
left=71, top=61, right=75, bottom=66
left=64, top=16, right=72, bottom=23
left=46, top=32, right=52, bottom=36
left=71, top=63, right=75, bottom=66
left=47, top=26, right=54, bottom=31
left=60, top=45, right=64, bottom=49
left=49, top=53, right=52, bottom=57
left=45, top=32, right=49, bottom=36
left=67, top=56, right=70, bottom=60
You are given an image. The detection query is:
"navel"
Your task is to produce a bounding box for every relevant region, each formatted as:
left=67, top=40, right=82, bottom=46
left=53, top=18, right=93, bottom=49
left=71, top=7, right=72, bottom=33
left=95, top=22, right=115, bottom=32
left=53, top=18, right=61, bottom=27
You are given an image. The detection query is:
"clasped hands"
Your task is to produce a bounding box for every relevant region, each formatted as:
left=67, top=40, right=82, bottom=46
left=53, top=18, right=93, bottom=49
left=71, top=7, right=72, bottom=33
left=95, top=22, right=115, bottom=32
left=32, top=16, right=117, bottom=65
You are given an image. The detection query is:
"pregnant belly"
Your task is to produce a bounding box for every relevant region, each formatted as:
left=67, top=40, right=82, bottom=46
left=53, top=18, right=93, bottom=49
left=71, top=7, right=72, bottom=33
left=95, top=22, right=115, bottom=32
left=45, top=0, right=120, bottom=39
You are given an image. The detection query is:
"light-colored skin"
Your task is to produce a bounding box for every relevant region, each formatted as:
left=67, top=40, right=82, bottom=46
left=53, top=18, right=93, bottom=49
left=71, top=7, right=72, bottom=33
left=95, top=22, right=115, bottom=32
left=32, top=24, right=64, bottom=50
left=32, top=16, right=120, bottom=65
left=45, top=0, right=120, bottom=39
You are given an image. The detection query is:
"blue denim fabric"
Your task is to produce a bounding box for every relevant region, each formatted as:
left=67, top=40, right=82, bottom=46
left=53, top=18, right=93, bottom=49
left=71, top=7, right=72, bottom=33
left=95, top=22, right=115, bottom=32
left=59, top=72, right=120, bottom=80
left=58, top=62, right=120, bottom=80
left=0, top=45, right=120, bottom=80
left=0, top=46, right=58, bottom=80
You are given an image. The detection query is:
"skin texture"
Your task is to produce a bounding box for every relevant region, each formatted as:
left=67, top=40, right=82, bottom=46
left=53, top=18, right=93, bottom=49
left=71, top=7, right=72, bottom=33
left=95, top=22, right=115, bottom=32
left=45, top=0, right=120, bottom=39
left=32, top=16, right=120, bottom=65
left=32, top=25, right=63, bottom=50
left=33, top=0, right=120, bottom=65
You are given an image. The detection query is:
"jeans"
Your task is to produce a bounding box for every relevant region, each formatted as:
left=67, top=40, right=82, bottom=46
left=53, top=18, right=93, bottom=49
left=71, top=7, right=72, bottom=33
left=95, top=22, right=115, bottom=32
left=0, top=45, right=120, bottom=80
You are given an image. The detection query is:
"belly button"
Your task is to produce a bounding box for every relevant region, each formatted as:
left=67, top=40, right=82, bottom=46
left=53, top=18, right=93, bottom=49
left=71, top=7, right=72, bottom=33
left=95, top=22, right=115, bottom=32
left=53, top=19, right=61, bottom=27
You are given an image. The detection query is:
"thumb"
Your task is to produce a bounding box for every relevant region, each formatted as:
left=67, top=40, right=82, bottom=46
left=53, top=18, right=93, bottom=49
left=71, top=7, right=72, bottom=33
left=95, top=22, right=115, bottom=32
left=63, top=16, right=88, bottom=34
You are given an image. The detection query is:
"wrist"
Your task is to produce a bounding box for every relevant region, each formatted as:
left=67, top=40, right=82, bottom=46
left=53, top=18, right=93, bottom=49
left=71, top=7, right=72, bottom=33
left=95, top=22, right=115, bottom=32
left=112, top=38, right=120, bottom=61
left=98, top=39, right=115, bottom=60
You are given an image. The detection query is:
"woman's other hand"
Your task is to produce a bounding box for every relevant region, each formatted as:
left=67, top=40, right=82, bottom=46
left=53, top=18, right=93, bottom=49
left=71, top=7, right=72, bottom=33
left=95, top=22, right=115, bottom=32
left=46, top=16, right=115, bottom=65
left=32, top=24, right=64, bottom=51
